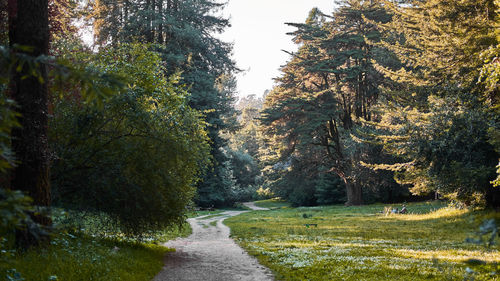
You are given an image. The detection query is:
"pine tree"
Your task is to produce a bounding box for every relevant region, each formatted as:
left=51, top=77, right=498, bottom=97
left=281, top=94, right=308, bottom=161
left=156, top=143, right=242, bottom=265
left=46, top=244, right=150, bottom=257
left=260, top=1, right=393, bottom=205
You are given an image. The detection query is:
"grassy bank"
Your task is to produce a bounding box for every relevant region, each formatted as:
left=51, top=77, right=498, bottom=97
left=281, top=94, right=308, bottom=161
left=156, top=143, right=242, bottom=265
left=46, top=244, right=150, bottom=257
left=1, top=233, right=169, bottom=281
left=1, top=219, right=193, bottom=280
left=225, top=202, right=500, bottom=281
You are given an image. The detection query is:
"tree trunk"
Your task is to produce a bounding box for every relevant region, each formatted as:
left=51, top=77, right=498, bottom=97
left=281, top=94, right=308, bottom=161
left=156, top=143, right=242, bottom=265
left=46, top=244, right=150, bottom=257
left=146, top=0, right=153, bottom=42
left=8, top=0, right=51, bottom=246
left=344, top=178, right=363, bottom=206
left=157, top=0, right=163, bottom=44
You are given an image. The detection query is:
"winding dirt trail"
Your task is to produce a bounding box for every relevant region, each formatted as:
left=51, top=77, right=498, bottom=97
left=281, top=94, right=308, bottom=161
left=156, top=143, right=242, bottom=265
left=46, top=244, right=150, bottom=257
left=242, top=202, right=269, bottom=211
left=153, top=203, right=273, bottom=281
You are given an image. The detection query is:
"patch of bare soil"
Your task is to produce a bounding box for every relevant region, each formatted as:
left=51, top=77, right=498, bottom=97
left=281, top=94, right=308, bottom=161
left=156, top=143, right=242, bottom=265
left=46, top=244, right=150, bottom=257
left=153, top=207, right=273, bottom=281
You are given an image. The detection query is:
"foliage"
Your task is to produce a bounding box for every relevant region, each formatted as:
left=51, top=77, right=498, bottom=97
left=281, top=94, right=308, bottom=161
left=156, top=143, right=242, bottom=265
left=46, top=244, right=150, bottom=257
left=0, top=40, right=125, bottom=251
left=367, top=101, right=497, bottom=205
left=230, top=95, right=264, bottom=159
left=0, top=95, right=18, bottom=174
left=365, top=0, right=500, bottom=206
left=195, top=158, right=237, bottom=207
left=314, top=172, right=346, bottom=205
left=255, top=187, right=275, bottom=200
left=51, top=208, right=192, bottom=245
left=479, top=42, right=500, bottom=188
left=223, top=95, right=266, bottom=202
left=49, top=43, right=211, bottom=236
left=0, top=44, right=124, bottom=105
left=0, top=75, right=41, bottom=255
left=0, top=189, right=32, bottom=234
left=494, top=162, right=500, bottom=187
left=88, top=0, right=239, bottom=207
left=226, top=202, right=500, bottom=281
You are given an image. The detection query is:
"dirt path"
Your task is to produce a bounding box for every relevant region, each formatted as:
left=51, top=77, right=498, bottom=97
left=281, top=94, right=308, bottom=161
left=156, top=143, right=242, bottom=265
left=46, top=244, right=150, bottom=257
left=153, top=205, right=273, bottom=281
left=242, top=202, right=269, bottom=211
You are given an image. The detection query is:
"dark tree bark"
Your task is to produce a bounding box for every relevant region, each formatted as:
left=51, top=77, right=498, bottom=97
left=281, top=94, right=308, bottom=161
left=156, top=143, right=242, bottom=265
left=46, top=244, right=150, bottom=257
left=323, top=117, right=363, bottom=206
left=344, top=180, right=363, bottom=206
left=8, top=0, right=51, bottom=242
left=146, top=0, right=153, bottom=42
left=157, top=0, right=163, bottom=44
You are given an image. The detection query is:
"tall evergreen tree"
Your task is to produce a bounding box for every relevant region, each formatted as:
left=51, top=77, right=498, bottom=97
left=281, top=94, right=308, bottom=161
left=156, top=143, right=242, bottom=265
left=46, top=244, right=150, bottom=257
left=261, top=1, right=394, bottom=205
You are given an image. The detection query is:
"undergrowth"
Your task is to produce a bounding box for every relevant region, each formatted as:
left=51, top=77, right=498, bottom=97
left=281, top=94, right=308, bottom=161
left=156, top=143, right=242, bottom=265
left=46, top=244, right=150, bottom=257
left=0, top=233, right=170, bottom=281
left=1, top=210, right=194, bottom=281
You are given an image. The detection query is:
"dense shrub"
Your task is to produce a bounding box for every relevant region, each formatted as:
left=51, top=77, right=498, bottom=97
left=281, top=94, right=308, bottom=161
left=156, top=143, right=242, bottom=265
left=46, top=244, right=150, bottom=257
left=49, top=44, right=211, bottom=236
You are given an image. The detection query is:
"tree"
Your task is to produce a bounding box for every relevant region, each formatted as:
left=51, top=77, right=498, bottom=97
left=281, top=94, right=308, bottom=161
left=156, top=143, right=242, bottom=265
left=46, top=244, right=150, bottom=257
left=260, top=2, right=394, bottom=205
left=366, top=0, right=500, bottom=206
left=3, top=1, right=125, bottom=245
left=8, top=0, right=51, bottom=231
left=223, top=95, right=265, bottom=202
left=89, top=0, right=239, bottom=206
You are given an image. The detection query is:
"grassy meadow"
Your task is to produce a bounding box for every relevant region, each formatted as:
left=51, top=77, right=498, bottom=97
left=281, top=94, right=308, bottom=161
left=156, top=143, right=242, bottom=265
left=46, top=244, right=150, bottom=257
left=225, top=202, right=500, bottom=281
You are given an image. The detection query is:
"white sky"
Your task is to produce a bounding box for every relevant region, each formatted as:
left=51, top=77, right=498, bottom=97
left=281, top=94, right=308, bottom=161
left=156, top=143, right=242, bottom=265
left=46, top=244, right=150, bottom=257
left=219, top=0, right=336, bottom=98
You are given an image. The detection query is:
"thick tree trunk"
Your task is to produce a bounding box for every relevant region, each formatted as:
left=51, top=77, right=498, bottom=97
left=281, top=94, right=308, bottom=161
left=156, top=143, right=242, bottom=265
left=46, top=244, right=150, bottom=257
left=344, top=178, right=363, bottom=206
left=8, top=0, right=51, bottom=243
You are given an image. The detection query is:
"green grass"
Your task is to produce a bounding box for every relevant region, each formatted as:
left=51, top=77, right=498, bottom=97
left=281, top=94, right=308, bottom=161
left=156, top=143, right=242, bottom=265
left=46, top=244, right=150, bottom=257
left=254, top=198, right=291, bottom=209
left=154, top=222, right=192, bottom=242
left=1, top=233, right=171, bottom=281
left=225, top=201, right=500, bottom=281
left=1, top=213, right=195, bottom=281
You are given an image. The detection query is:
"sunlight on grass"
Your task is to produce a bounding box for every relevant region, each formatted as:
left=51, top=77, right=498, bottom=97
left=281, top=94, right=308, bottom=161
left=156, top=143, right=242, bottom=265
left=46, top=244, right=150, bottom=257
left=397, top=207, right=469, bottom=221
left=254, top=198, right=291, bottom=209
left=394, top=248, right=500, bottom=263
left=225, top=202, right=500, bottom=281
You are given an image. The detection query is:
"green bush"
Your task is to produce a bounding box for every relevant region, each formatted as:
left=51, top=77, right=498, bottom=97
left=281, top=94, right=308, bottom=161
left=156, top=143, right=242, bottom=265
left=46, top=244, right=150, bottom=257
left=49, top=43, right=211, bottom=236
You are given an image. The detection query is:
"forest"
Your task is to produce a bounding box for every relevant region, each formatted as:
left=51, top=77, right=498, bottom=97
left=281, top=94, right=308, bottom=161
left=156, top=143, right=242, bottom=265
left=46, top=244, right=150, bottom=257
left=0, top=0, right=499, bottom=280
